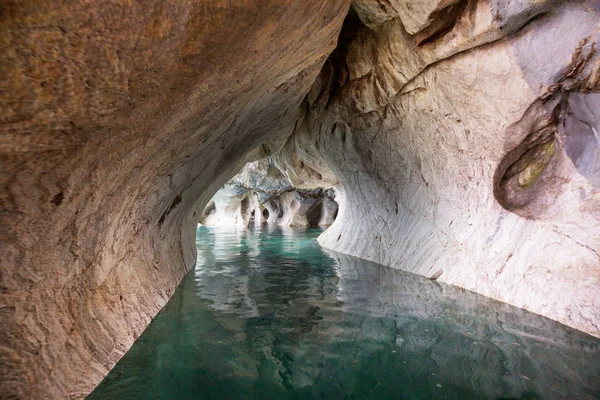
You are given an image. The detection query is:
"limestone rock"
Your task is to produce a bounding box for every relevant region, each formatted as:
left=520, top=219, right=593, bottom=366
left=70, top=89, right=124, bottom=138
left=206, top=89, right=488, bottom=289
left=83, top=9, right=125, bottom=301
left=345, top=0, right=559, bottom=114
left=319, top=189, right=340, bottom=226
left=352, top=0, right=462, bottom=34
left=276, top=189, right=337, bottom=227
left=200, top=159, right=293, bottom=227
left=201, top=159, right=338, bottom=228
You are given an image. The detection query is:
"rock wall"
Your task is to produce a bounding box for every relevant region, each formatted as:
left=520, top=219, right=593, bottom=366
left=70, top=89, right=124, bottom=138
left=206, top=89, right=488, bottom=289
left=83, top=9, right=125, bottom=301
left=0, top=1, right=350, bottom=398
left=275, top=0, right=600, bottom=337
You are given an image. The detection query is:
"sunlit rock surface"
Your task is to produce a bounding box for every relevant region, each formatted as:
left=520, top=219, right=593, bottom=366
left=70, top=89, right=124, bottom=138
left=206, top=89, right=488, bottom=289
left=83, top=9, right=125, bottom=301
left=0, top=1, right=350, bottom=397
left=276, top=0, right=600, bottom=338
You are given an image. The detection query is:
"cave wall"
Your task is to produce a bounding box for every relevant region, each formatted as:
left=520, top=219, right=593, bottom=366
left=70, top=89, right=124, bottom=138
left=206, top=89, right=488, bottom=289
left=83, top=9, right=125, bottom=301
left=2, top=0, right=600, bottom=398
left=275, top=0, right=600, bottom=336
left=0, top=1, right=350, bottom=398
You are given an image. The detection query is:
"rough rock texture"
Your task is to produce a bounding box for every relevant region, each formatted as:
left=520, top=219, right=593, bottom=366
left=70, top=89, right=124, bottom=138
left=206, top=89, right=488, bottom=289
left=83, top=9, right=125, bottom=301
left=275, top=0, right=600, bottom=337
left=0, top=1, right=350, bottom=398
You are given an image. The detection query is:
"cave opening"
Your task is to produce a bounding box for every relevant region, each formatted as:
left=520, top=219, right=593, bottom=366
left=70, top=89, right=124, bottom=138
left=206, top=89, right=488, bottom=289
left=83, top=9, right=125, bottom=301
left=199, top=158, right=340, bottom=229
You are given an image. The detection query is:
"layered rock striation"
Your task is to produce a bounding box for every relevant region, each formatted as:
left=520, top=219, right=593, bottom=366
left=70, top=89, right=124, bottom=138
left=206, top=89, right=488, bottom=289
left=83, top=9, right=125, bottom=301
left=0, top=1, right=350, bottom=397
left=275, top=0, right=600, bottom=337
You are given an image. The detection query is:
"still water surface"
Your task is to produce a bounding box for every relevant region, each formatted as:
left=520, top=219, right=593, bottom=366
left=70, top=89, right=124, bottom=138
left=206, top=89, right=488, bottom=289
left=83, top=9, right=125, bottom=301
left=89, top=226, right=600, bottom=399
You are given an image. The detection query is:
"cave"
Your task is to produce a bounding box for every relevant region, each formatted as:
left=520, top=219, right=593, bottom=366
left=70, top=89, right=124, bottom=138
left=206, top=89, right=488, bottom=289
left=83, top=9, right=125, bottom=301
left=2, top=1, right=600, bottom=399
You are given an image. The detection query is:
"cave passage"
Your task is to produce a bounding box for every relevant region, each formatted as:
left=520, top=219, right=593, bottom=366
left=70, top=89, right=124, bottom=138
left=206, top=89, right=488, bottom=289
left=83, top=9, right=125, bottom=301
left=88, top=225, right=600, bottom=399
left=199, top=159, right=339, bottom=228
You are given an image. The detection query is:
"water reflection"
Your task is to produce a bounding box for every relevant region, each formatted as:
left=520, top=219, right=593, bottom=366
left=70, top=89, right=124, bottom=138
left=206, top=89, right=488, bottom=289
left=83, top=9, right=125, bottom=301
left=89, top=226, right=600, bottom=400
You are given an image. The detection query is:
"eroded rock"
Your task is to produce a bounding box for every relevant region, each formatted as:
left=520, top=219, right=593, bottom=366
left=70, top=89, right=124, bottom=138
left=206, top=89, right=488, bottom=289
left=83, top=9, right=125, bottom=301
left=0, top=1, right=350, bottom=397
left=201, top=160, right=338, bottom=228
left=200, top=159, right=293, bottom=227
left=276, top=0, right=600, bottom=338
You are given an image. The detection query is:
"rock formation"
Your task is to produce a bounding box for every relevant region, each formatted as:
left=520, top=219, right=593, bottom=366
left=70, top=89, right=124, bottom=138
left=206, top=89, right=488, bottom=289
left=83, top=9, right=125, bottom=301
left=274, top=188, right=339, bottom=227
left=200, top=159, right=338, bottom=228
left=1, top=0, right=599, bottom=398
left=0, top=1, right=350, bottom=398
left=199, top=159, right=292, bottom=227
left=275, top=0, right=600, bottom=339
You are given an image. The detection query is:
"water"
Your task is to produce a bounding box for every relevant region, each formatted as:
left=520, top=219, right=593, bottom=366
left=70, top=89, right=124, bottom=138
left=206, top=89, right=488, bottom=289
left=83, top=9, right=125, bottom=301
left=89, top=226, right=600, bottom=400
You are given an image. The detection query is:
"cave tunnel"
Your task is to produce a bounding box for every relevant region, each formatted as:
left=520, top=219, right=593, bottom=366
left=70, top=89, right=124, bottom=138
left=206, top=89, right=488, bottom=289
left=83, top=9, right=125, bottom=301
left=2, top=0, right=600, bottom=399
left=199, top=159, right=339, bottom=228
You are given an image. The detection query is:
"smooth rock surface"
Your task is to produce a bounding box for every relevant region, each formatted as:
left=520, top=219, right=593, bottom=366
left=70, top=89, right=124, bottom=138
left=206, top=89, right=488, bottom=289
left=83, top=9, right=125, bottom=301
left=200, top=160, right=293, bottom=227
left=276, top=0, right=600, bottom=338
left=200, top=160, right=338, bottom=228
left=0, top=1, right=350, bottom=398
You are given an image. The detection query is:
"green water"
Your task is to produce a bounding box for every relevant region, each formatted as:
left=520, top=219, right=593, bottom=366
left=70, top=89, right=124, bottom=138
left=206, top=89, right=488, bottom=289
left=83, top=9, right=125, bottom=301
left=89, top=226, right=600, bottom=400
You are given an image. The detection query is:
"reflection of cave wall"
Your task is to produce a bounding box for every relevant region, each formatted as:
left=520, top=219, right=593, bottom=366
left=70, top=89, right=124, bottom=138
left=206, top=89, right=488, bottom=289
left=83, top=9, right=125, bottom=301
left=109, top=227, right=597, bottom=400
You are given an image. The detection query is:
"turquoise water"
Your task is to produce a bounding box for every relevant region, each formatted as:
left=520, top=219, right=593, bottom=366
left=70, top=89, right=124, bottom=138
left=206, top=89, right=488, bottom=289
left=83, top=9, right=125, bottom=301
left=89, top=226, right=600, bottom=400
